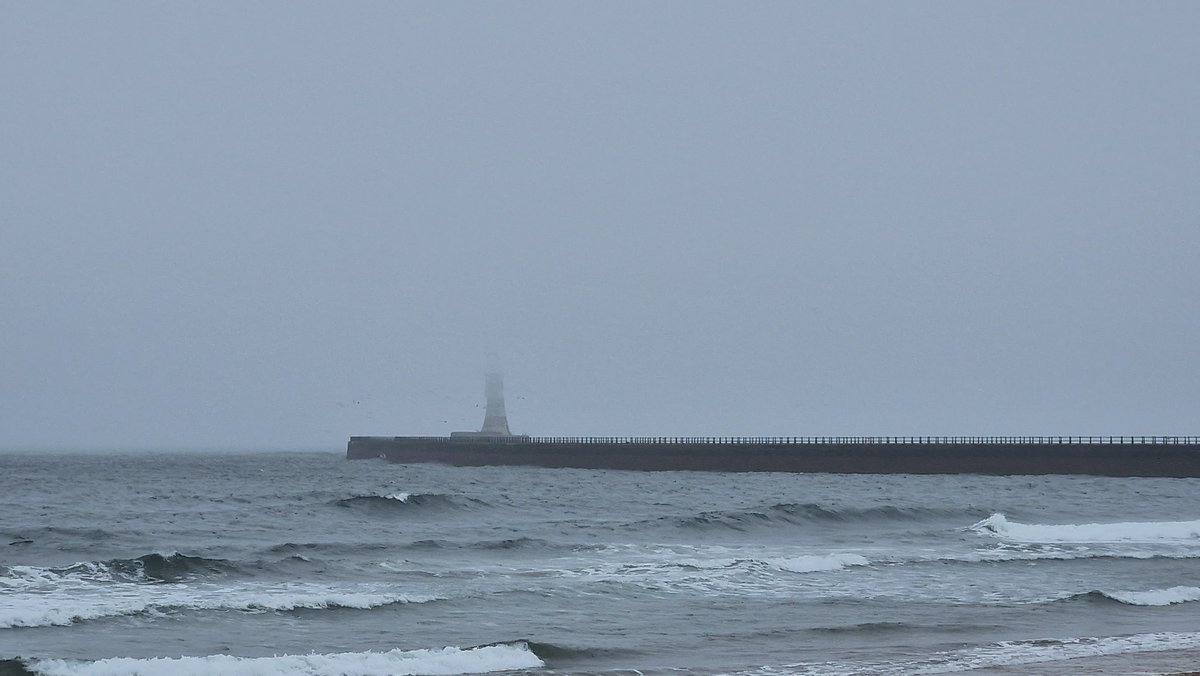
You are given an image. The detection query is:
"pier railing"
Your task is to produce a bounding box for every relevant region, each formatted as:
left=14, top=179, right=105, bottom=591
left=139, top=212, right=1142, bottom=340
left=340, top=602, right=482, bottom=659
left=414, top=435, right=1200, bottom=446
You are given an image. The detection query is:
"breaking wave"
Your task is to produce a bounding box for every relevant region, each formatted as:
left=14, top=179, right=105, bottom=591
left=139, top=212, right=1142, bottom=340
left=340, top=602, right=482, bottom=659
left=891, top=631, right=1200, bottom=674
left=771, top=631, right=1200, bottom=675
left=0, top=553, right=268, bottom=589
left=12, top=642, right=542, bottom=676
left=1103, top=586, right=1200, bottom=606
left=523, top=640, right=637, bottom=662
left=931, top=548, right=1200, bottom=564
left=764, top=553, right=870, bottom=573
left=970, top=513, right=1200, bottom=543
left=1, top=554, right=232, bottom=591
left=101, top=553, right=240, bottom=582
left=1064, top=586, right=1200, bottom=607
left=0, top=574, right=440, bottom=628
left=542, top=548, right=875, bottom=597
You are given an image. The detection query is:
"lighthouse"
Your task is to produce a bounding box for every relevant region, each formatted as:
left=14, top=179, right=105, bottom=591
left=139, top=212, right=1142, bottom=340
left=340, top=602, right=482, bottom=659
left=478, top=370, right=512, bottom=435
left=450, top=368, right=515, bottom=438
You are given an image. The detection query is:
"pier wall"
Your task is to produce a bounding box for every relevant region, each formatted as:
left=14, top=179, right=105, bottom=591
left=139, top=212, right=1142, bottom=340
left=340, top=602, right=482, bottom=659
left=348, top=436, right=1200, bottom=477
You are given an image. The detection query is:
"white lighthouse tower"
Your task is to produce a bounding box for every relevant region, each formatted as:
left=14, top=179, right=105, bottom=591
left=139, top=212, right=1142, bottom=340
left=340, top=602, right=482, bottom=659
left=451, top=363, right=516, bottom=439
left=478, top=370, right=512, bottom=436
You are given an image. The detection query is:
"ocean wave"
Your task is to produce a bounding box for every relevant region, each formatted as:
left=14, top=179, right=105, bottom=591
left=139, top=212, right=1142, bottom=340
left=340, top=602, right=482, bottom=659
left=333, top=493, right=486, bottom=511
left=969, top=513, right=1200, bottom=544
left=103, top=553, right=240, bottom=582
left=918, top=547, right=1200, bottom=566
left=543, top=547, right=875, bottom=598
left=0, top=581, right=440, bottom=628
left=10, top=526, right=117, bottom=539
left=15, top=642, right=542, bottom=676
left=763, top=553, right=870, bottom=573
left=1103, top=585, right=1200, bottom=606
left=266, top=541, right=394, bottom=556
left=771, top=503, right=975, bottom=523
left=1, top=553, right=252, bottom=590
left=523, top=640, right=636, bottom=662
left=0, top=659, right=38, bottom=676
left=767, top=630, right=1200, bottom=675
left=1064, top=586, right=1200, bottom=607
left=909, top=631, right=1200, bottom=674
left=662, top=551, right=871, bottom=575
left=410, top=536, right=555, bottom=551
left=267, top=536, right=553, bottom=555
left=672, top=503, right=980, bottom=531
left=3, top=526, right=116, bottom=547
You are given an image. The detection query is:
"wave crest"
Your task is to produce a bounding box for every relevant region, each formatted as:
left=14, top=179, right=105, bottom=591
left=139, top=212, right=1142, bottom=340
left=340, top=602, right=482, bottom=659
left=0, top=579, right=440, bottom=629
left=970, top=513, right=1200, bottom=544
left=1096, top=586, right=1200, bottom=606
left=19, top=642, right=542, bottom=676
left=764, top=553, right=870, bottom=573
left=1, top=553, right=239, bottom=589
left=785, top=631, right=1200, bottom=674
left=114, top=553, right=239, bottom=582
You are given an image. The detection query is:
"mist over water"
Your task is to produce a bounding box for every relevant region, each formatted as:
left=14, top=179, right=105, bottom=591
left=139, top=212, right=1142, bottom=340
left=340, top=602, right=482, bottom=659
left=2, top=452, right=1199, bottom=675
left=3, top=3, right=1200, bottom=450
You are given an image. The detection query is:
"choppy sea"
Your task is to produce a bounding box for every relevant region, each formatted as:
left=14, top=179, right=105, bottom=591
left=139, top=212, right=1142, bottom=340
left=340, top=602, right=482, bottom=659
left=1, top=451, right=1199, bottom=675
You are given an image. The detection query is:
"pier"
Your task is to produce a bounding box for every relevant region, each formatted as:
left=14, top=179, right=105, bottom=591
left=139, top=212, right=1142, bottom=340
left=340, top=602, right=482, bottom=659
left=348, top=435, right=1200, bottom=477
left=350, top=372, right=1200, bottom=476
left=395, top=435, right=1200, bottom=446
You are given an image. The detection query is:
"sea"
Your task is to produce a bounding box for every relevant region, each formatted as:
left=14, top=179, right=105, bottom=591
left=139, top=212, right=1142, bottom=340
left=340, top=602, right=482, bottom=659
left=2, top=451, right=1199, bottom=676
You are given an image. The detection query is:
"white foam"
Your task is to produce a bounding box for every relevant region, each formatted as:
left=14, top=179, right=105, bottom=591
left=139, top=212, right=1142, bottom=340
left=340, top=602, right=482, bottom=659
left=540, top=544, right=875, bottom=599
left=0, top=578, right=440, bottom=628
left=674, top=557, right=739, bottom=569
left=658, top=546, right=871, bottom=575
left=1104, top=585, right=1200, bottom=606
left=0, top=564, right=70, bottom=590
left=27, top=643, right=543, bottom=676
left=765, top=553, right=870, bottom=573
left=910, top=631, right=1200, bottom=674
left=384, top=492, right=412, bottom=502
left=940, top=547, right=1197, bottom=564
left=2, top=556, right=206, bottom=590
left=761, top=631, right=1200, bottom=675
left=970, top=513, right=1200, bottom=544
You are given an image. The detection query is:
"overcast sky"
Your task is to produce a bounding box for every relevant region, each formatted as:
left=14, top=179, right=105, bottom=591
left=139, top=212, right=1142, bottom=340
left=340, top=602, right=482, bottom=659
left=2, top=2, right=1197, bottom=450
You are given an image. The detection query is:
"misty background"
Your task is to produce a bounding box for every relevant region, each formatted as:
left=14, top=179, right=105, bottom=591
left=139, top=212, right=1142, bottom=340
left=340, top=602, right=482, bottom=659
left=2, top=3, right=1197, bottom=451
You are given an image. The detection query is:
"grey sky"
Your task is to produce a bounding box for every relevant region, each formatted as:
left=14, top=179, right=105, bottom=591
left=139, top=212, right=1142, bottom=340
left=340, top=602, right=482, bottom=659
left=2, top=2, right=1197, bottom=450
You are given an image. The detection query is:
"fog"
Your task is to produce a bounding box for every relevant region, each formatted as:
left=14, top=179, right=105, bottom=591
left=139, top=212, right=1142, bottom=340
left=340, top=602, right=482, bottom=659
left=2, top=3, right=1197, bottom=450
